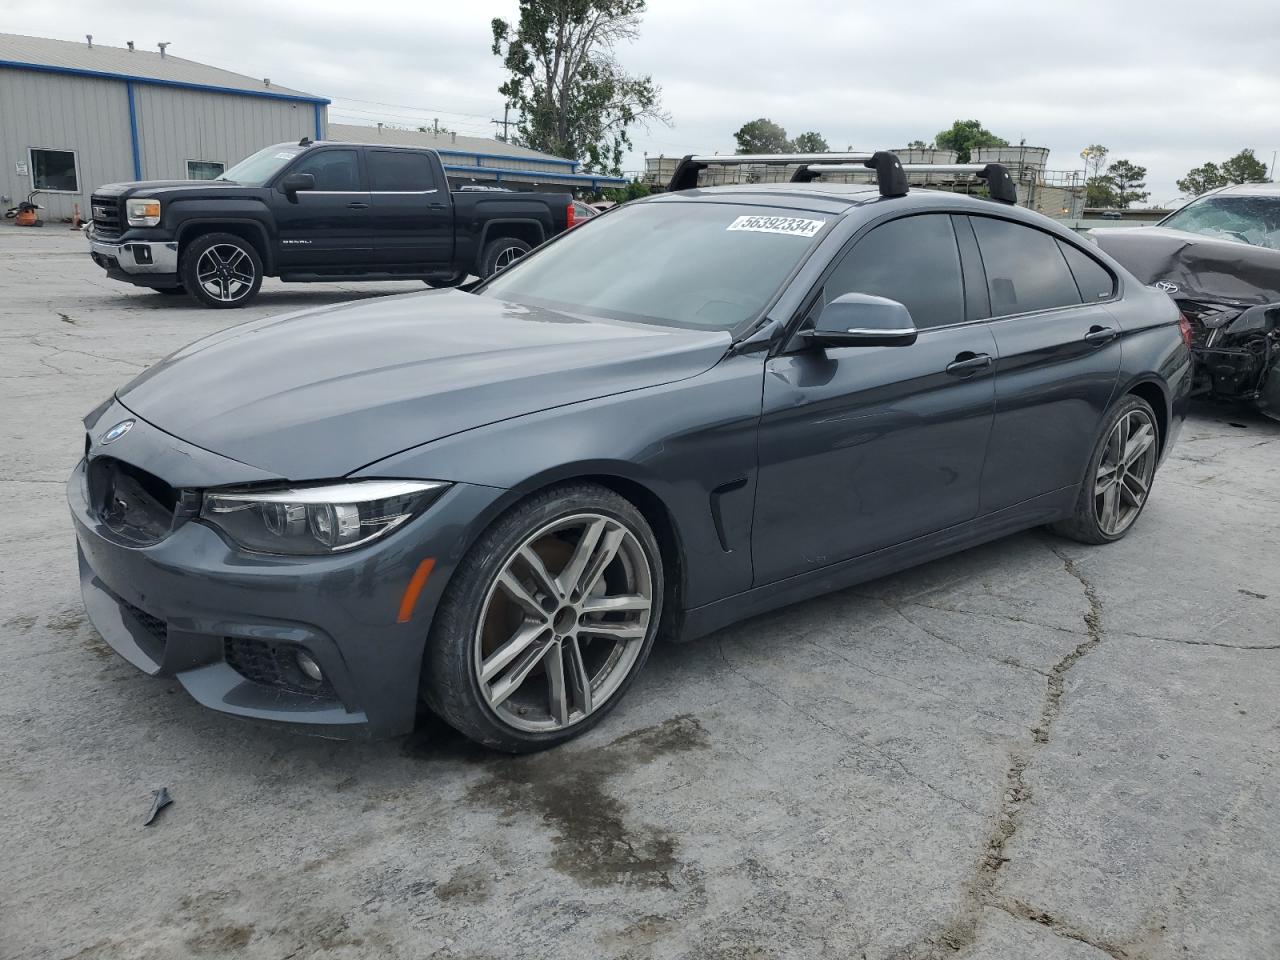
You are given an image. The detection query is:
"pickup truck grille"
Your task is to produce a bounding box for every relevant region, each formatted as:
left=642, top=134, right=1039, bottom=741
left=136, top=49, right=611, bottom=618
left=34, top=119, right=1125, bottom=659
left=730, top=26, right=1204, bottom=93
left=90, top=195, right=123, bottom=239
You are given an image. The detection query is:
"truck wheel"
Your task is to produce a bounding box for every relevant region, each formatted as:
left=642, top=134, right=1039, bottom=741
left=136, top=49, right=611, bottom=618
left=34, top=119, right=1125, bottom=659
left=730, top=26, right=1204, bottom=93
left=180, top=233, right=263, bottom=309
left=424, top=274, right=466, bottom=289
left=479, top=237, right=532, bottom=278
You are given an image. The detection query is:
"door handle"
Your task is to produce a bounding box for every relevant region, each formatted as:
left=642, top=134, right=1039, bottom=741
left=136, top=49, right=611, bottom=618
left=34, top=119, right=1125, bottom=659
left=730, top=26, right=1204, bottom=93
left=945, top=352, right=993, bottom=377
left=346, top=201, right=369, bottom=209
left=1084, top=325, right=1118, bottom=345
left=428, top=203, right=447, bottom=211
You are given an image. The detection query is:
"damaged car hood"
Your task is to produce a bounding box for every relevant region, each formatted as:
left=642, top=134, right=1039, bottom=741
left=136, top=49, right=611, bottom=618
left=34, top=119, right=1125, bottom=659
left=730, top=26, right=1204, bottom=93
left=1092, top=226, right=1280, bottom=306
left=116, top=290, right=731, bottom=479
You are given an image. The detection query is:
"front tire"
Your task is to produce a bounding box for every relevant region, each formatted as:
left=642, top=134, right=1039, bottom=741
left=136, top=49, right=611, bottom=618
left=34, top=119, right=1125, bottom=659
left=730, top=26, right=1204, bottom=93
left=180, top=233, right=263, bottom=309
left=1052, top=394, right=1160, bottom=544
left=478, top=236, right=532, bottom=278
left=422, top=483, right=663, bottom=752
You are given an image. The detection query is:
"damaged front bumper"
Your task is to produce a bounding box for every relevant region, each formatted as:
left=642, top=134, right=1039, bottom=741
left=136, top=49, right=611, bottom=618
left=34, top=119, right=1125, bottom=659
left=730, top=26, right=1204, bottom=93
left=1180, top=299, right=1280, bottom=418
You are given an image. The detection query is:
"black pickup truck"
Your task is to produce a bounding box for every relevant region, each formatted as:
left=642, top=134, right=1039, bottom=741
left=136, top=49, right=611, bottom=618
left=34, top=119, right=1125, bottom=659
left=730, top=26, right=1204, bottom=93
left=87, top=139, right=576, bottom=308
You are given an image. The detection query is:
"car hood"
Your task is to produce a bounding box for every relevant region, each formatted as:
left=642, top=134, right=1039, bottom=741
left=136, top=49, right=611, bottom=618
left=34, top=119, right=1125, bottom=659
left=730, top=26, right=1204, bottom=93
left=1093, top=226, right=1280, bottom=306
left=94, top=180, right=250, bottom=200
left=116, top=291, right=732, bottom=480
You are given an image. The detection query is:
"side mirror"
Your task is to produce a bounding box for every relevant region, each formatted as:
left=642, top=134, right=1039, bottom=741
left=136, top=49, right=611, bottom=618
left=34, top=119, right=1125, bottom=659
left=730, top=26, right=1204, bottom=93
left=280, top=173, right=315, bottom=198
left=801, top=292, right=918, bottom=348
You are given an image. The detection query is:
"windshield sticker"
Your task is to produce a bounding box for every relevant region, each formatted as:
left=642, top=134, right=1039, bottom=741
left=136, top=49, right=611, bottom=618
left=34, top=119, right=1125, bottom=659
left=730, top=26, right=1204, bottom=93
left=727, top=215, right=826, bottom=238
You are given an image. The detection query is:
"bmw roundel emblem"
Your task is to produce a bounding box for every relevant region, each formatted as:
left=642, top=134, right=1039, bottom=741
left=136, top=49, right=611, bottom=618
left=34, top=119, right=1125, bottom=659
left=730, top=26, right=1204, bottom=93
left=99, top=419, right=135, bottom=445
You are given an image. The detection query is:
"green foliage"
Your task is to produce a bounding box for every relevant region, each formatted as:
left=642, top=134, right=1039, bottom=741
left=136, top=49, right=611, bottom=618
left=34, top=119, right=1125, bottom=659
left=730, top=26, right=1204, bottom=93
left=906, top=139, right=930, bottom=150
left=933, top=119, right=1008, bottom=163
left=734, top=118, right=791, bottom=154
left=1086, top=176, right=1120, bottom=208
left=491, top=0, right=668, bottom=176
left=1106, top=159, right=1149, bottom=208
left=601, top=178, right=650, bottom=203
left=1177, top=149, right=1272, bottom=196
left=790, top=131, right=830, bottom=153
left=1221, top=149, right=1270, bottom=185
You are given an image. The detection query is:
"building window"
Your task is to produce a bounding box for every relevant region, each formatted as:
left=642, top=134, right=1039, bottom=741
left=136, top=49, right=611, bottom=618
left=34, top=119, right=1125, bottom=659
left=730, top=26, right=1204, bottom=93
left=187, top=160, right=225, bottom=180
left=30, top=148, right=79, bottom=192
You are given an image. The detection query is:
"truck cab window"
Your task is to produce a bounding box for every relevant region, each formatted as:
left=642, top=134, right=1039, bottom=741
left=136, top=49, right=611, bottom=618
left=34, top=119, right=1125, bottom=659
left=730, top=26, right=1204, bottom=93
left=291, top=150, right=361, bottom=191
left=369, top=151, right=436, bottom=192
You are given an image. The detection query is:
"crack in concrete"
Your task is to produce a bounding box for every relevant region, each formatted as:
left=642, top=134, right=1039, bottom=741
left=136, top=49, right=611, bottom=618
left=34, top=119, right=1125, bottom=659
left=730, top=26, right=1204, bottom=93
left=1113, top=630, right=1280, bottom=652
left=716, top=639, right=983, bottom=815
left=894, top=542, right=1112, bottom=959
left=994, top=899, right=1132, bottom=959
left=886, top=601, right=1053, bottom=679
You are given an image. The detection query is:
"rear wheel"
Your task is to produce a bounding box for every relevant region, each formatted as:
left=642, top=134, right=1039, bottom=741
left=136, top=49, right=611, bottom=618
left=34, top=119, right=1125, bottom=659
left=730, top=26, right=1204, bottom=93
left=180, top=233, right=263, bottom=309
left=478, top=236, right=532, bottom=278
left=422, top=483, right=662, bottom=752
left=1053, top=394, right=1160, bottom=544
left=424, top=274, right=465, bottom=289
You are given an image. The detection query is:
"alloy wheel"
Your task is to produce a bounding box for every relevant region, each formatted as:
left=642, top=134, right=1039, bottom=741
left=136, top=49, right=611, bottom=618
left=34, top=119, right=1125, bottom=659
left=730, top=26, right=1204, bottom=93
left=1093, top=409, right=1157, bottom=535
left=196, top=244, right=256, bottom=303
left=473, top=512, right=654, bottom=733
left=494, top=244, right=525, bottom=271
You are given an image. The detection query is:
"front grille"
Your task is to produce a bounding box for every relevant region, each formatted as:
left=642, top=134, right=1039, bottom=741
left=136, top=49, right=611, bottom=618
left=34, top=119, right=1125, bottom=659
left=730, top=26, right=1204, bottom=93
left=122, top=600, right=168, bottom=644
left=87, top=457, right=178, bottom=546
left=91, top=195, right=123, bottom=239
left=224, top=638, right=337, bottom=699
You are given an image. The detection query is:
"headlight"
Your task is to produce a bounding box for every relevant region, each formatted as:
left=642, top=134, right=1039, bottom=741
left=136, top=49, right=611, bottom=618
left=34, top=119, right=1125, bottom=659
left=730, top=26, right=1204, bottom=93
left=126, top=198, right=161, bottom=227
left=199, top=479, right=449, bottom=556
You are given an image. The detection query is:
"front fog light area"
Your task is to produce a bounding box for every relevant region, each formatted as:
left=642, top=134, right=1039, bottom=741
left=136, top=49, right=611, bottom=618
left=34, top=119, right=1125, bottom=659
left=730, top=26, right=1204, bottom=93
left=199, top=479, right=449, bottom=555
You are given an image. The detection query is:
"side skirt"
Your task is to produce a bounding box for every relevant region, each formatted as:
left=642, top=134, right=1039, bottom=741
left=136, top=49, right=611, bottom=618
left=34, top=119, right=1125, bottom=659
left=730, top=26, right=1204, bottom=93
left=678, top=486, right=1077, bottom=642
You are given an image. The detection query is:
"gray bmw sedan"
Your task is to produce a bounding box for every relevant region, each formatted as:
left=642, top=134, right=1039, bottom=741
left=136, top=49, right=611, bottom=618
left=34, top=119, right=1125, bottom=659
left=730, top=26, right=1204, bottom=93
left=70, top=164, right=1191, bottom=751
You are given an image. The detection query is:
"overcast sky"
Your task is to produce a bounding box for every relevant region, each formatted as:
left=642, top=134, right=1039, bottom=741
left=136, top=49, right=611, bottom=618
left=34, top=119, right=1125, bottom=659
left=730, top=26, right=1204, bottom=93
left=9, top=0, right=1279, bottom=203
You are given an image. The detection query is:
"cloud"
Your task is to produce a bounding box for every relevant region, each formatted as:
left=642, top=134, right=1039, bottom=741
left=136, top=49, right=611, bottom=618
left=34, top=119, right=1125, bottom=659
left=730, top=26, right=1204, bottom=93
left=10, top=0, right=1279, bottom=201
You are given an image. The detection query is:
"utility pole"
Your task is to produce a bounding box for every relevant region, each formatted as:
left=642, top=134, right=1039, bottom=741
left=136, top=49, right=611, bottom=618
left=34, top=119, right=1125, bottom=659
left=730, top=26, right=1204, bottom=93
left=492, top=104, right=515, bottom=142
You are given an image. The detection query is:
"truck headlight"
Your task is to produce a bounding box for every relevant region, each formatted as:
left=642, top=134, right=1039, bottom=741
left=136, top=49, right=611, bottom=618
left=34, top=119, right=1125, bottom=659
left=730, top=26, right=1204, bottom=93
left=126, top=198, right=161, bottom=226
left=200, top=479, right=449, bottom=555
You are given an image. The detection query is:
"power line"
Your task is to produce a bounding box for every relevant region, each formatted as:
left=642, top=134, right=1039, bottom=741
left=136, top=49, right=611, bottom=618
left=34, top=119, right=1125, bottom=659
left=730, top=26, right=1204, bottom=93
left=329, top=96, right=492, bottom=121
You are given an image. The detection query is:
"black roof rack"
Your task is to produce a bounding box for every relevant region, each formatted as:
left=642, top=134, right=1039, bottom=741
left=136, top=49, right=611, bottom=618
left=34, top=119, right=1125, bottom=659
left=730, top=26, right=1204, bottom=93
left=665, top=151, right=1017, bottom=205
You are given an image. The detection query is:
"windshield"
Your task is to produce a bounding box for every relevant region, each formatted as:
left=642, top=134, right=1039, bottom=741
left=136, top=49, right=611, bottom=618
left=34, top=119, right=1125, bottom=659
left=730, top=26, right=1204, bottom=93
left=1162, top=195, right=1280, bottom=250
left=479, top=201, right=831, bottom=331
left=217, top=145, right=305, bottom=186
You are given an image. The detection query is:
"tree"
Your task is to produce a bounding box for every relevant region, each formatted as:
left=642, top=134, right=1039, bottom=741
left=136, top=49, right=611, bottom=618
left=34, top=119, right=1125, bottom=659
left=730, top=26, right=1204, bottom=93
left=1221, top=148, right=1270, bottom=184
left=491, top=0, right=667, bottom=176
left=602, top=177, right=650, bottom=203
left=1106, top=159, right=1149, bottom=208
left=934, top=119, right=1007, bottom=163
left=1176, top=162, right=1227, bottom=197
left=1080, top=144, right=1109, bottom=180
left=1086, top=175, right=1120, bottom=208
left=734, top=118, right=790, bottom=154
left=790, top=131, right=830, bottom=153
left=1177, top=149, right=1272, bottom=196
left=906, top=139, right=931, bottom=150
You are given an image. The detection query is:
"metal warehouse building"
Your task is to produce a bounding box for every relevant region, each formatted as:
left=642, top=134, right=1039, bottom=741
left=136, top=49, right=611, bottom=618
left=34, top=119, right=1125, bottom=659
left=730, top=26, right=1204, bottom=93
left=0, top=33, right=328, bottom=221
left=0, top=32, right=625, bottom=223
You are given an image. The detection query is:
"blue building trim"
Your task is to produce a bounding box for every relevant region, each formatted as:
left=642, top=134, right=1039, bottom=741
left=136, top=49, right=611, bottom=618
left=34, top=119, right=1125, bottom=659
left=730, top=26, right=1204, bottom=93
left=125, top=81, right=142, bottom=180
left=443, top=163, right=626, bottom=188
left=313, top=103, right=323, bottom=141
left=0, top=59, right=330, bottom=104
left=435, top=147, right=577, bottom=170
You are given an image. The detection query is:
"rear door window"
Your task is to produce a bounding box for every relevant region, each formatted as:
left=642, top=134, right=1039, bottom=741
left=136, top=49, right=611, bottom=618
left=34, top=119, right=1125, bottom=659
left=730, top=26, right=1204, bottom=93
left=970, top=217, right=1082, bottom=316
left=820, top=213, right=965, bottom=329
left=1057, top=239, right=1116, bottom=302
left=369, top=151, right=437, bottom=192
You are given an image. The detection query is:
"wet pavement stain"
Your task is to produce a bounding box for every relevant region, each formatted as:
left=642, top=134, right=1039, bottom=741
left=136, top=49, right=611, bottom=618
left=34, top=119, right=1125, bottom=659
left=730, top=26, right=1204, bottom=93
left=433, top=862, right=493, bottom=903
left=2, top=614, right=37, bottom=632
left=466, top=715, right=710, bottom=890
